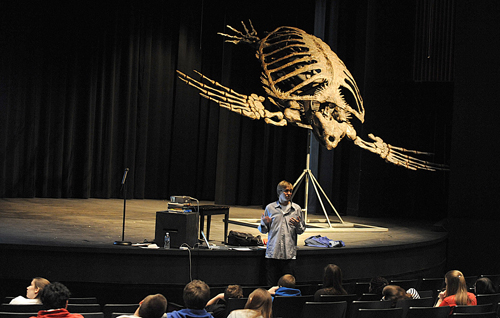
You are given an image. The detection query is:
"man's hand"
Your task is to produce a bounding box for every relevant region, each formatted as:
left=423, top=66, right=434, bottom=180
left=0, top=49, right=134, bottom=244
left=262, top=213, right=272, bottom=226
left=289, top=216, right=301, bottom=227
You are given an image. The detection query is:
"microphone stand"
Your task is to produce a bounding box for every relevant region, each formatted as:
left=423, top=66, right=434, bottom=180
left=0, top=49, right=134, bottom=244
left=114, top=168, right=132, bottom=246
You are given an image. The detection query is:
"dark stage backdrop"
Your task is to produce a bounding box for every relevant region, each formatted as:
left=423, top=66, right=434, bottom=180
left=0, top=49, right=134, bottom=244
left=0, top=0, right=314, bottom=205
left=0, top=0, right=451, bottom=219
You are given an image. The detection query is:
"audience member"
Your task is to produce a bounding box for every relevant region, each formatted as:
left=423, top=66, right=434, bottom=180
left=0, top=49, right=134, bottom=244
left=405, top=288, right=420, bottom=299
left=314, top=264, right=347, bottom=301
left=227, top=288, right=272, bottom=318
left=205, top=285, right=243, bottom=318
left=31, top=282, right=83, bottom=318
left=369, top=276, right=388, bottom=295
left=435, top=270, right=477, bottom=308
left=368, top=276, right=420, bottom=299
left=474, top=277, right=497, bottom=294
left=10, top=277, right=50, bottom=305
left=167, top=280, right=213, bottom=318
left=116, top=294, right=167, bottom=318
left=268, top=274, right=301, bottom=298
left=382, top=285, right=411, bottom=307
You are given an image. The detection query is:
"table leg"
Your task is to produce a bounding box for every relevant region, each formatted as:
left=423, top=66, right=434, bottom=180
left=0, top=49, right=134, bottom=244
left=224, top=211, right=228, bottom=244
left=206, top=216, right=211, bottom=240
left=199, top=214, right=204, bottom=240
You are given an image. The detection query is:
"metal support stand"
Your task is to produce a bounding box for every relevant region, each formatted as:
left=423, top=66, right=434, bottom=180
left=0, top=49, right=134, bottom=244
left=227, top=132, right=388, bottom=233
left=114, top=168, right=132, bottom=246
left=291, top=132, right=344, bottom=228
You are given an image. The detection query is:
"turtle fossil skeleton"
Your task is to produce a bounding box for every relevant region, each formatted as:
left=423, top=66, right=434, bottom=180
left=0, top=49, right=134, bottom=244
left=176, top=21, right=448, bottom=171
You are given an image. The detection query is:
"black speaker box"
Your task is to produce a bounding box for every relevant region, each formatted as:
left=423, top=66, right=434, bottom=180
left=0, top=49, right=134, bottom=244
left=155, top=211, right=199, bottom=248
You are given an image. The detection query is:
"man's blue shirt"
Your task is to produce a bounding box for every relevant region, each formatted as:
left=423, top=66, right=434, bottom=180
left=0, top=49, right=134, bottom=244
left=258, top=200, right=305, bottom=260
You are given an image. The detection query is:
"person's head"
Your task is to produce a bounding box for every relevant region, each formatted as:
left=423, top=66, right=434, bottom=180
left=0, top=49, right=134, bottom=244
left=244, top=288, right=272, bottom=318
left=137, top=294, right=167, bottom=318
left=475, top=277, right=497, bottom=294
left=183, top=280, right=210, bottom=310
left=224, top=285, right=243, bottom=301
left=40, top=282, right=71, bottom=310
left=382, top=285, right=411, bottom=307
left=27, top=277, right=50, bottom=299
left=444, top=270, right=471, bottom=305
left=277, top=180, right=293, bottom=202
left=369, top=276, right=389, bottom=295
left=444, top=270, right=467, bottom=295
left=322, top=264, right=345, bottom=290
left=277, top=274, right=296, bottom=288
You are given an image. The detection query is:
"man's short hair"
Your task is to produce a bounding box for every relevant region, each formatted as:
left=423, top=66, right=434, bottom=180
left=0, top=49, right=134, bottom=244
left=138, top=294, right=167, bottom=318
left=40, top=282, right=71, bottom=310
left=278, top=274, right=296, bottom=288
left=276, top=180, right=293, bottom=197
left=224, top=285, right=243, bottom=301
left=183, top=280, right=210, bottom=309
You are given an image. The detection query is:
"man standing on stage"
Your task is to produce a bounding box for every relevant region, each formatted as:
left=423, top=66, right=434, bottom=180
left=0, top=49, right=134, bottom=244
left=259, top=180, right=306, bottom=286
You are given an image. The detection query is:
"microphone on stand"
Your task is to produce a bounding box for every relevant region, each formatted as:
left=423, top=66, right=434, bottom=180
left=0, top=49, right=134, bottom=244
left=121, top=168, right=129, bottom=184
left=115, top=168, right=132, bottom=246
left=120, top=168, right=129, bottom=191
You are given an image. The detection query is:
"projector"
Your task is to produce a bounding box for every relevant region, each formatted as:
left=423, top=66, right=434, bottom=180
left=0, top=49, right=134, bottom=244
left=170, top=196, right=192, bottom=204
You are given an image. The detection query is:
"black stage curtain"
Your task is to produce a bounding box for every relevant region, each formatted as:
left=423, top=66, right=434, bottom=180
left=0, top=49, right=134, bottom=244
left=0, top=1, right=313, bottom=206
left=0, top=0, right=451, bottom=219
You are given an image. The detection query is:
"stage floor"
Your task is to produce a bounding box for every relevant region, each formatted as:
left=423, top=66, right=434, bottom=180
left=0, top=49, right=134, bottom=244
left=0, top=198, right=446, bottom=249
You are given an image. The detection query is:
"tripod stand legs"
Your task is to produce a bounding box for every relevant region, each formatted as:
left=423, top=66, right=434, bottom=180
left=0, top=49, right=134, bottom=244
left=292, top=168, right=345, bottom=228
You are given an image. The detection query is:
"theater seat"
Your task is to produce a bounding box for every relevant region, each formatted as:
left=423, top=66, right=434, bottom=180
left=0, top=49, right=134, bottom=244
left=302, top=301, right=347, bottom=318
left=406, top=306, right=450, bottom=318
left=273, top=295, right=314, bottom=318
left=356, top=308, right=403, bottom=318
left=102, top=304, right=137, bottom=318
left=0, top=305, right=44, bottom=313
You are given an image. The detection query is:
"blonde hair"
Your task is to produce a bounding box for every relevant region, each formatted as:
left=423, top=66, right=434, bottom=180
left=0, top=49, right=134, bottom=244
left=445, top=270, right=472, bottom=305
left=33, top=277, right=50, bottom=299
left=276, top=180, right=293, bottom=197
left=244, top=288, right=272, bottom=318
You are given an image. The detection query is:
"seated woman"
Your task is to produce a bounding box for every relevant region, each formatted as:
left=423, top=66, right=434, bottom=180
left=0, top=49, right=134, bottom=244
left=474, top=277, right=497, bottom=294
left=435, top=270, right=477, bottom=308
left=314, top=264, right=347, bottom=301
left=382, top=285, right=412, bottom=307
left=9, top=277, right=50, bottom=305
left=227, top=288, right=272, bottom=318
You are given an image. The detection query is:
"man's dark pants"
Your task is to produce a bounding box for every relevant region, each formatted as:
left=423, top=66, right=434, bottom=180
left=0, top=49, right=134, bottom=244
left=266, top=258, right=296, bottom=286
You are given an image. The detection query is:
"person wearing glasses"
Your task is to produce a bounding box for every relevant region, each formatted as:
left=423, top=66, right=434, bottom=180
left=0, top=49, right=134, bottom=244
left=259, top=180, right=306, bottom=286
